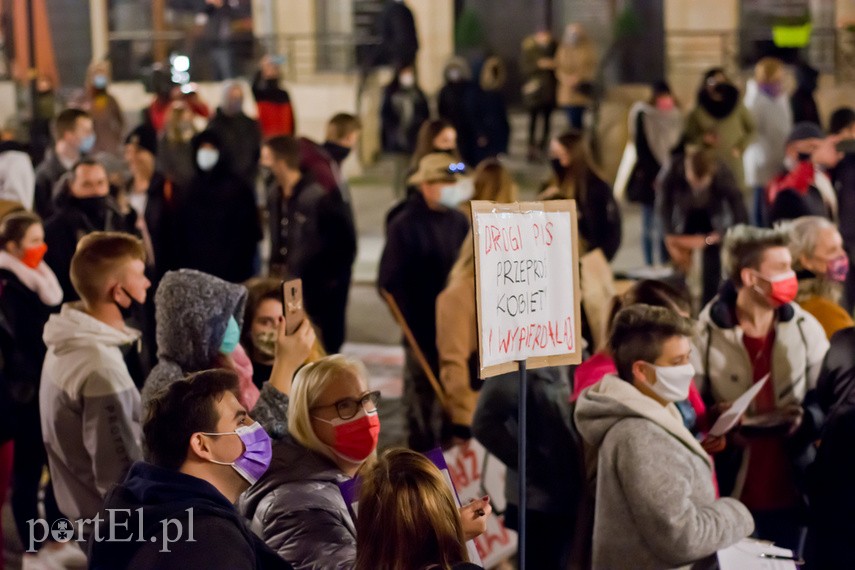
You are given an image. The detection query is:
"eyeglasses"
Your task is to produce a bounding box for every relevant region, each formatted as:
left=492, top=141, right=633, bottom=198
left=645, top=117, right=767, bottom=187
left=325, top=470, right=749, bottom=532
left=446, top=162, right=466, bottom=175
left=312, top=390, right=381, bottom=420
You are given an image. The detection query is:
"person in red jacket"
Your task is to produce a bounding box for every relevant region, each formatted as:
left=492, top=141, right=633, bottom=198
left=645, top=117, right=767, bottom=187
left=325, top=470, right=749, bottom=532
left=252, top=55, right=295, bottom=138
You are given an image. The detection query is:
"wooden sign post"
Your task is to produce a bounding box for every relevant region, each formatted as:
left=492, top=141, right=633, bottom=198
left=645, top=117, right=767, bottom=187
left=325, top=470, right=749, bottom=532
left=471, top=200, right=582, bottom=570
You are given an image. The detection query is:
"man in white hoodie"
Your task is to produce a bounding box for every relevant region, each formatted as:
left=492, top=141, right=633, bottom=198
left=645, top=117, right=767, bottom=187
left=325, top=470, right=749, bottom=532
left=40, top=232, right=150, bottom=534
left=575, top=304, right=753, bottom=569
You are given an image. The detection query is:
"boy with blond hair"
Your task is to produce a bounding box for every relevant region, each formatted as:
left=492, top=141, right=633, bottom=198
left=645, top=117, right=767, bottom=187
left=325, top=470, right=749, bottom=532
left=40, top=231, right=151, bottom=527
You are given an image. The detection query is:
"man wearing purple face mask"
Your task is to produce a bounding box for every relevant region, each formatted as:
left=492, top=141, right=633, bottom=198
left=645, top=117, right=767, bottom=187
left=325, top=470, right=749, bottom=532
left=88, top=369, right=292, bottom=570
left=788, top=216, right=854, bottom=338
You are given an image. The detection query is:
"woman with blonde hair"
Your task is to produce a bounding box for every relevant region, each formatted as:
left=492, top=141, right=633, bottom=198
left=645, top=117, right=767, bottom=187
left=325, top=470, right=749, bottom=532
left=241, top=355, right=490, bottom=569
left=355, top=448, right=483, bottom=570
left=240, top=355, right=379, bottom=568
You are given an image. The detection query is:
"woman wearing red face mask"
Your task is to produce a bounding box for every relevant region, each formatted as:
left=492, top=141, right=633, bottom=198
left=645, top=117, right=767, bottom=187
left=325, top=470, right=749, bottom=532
left=787, top=216, right=854, bottom=338
left=691, top=224, right=829, bottom=556
left=0, top=212, right=74, bottom=569
left=240, top=355, right=490, bottom=569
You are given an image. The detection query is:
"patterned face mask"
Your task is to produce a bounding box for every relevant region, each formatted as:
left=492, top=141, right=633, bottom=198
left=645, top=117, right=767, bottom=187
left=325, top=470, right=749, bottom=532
left=252, top=330, right=277, bottom=358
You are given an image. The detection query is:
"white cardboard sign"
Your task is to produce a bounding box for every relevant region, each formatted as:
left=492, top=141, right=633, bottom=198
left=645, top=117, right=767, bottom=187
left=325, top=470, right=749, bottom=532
left=472, top=200, right=582, bottom=377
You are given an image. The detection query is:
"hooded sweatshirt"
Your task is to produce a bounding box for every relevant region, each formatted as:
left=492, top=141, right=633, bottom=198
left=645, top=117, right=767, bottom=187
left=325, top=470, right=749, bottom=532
left=88, top=462, right=292, bottom=570
left=143, top=269, right=258, bottom=410
left=575, top=375, right=753, bottom=570
left=142, top=270, right=290, bottom=437
left=39, top=303, right=143, bottom=522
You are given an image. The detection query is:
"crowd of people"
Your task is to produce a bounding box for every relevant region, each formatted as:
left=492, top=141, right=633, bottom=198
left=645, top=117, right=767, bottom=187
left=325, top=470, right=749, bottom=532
left=0, top=13, right=854, bottom=570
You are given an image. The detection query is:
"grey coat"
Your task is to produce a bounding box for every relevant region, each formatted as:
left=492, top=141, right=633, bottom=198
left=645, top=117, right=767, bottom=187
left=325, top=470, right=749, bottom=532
left=575, top=375, right=754, bottom=570
left=239, top=434, right=356, bottom=570
left=141, top=269, right=288, bottom=436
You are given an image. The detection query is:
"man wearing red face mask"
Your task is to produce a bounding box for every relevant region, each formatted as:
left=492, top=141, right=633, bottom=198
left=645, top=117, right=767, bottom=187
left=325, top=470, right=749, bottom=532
left=691, top=224, right=829, bottom=556
left=787, top=216, right=854, bottom=338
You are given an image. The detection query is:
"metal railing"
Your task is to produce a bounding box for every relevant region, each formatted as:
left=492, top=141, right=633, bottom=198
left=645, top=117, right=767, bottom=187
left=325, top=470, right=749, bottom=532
left=105, top=30, right=380, bottom=84
left=665, top=27, right=853, bottom=82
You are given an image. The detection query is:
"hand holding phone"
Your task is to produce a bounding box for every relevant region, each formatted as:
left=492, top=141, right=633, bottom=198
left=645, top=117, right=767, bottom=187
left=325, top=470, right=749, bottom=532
left=281, top=279, right=306, bottom=335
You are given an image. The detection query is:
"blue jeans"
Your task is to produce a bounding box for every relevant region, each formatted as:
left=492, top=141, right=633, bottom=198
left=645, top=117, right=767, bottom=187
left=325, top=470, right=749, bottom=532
left=564, top=105, right=586, bottom=130
left=641, top=204, right=669, bottom=265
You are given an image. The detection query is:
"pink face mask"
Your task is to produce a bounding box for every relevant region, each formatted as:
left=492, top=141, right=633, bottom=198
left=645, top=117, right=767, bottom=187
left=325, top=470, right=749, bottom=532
left=827, top=255, right=849, bottom=283
left=655, top=96, right=675, bottom=111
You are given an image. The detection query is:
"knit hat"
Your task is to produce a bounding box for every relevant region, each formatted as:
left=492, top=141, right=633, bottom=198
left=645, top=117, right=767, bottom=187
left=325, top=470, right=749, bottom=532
left=786, top=122, right=824, bottom=145
left=124, top=123, right=158, bottom=156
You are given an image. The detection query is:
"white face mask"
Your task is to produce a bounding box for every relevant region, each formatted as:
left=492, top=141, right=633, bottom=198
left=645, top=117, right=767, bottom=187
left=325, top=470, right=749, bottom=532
left=399, top=73, right=415, bottom=88
left=647, top=362, right=695, bottom=403
left=439, top=178, right=473, bottom=208
left=197, top=148, right=220, bottom=171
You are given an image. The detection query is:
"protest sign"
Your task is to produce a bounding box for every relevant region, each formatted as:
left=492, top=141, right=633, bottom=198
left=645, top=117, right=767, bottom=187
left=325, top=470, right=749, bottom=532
left=444, top=441, right=517, bottom=568
left=471, top=200, right=582, bottom=377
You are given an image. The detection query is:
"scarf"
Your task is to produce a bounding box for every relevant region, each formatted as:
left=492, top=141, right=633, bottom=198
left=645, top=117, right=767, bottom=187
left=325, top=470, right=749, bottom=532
left=0, top=251, right=63, bottom=306
left=628, top=101, right=683, bottom=166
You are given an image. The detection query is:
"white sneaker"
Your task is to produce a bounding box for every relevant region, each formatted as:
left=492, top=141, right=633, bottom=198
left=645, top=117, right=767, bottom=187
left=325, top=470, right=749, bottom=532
left=35, top=541, right=88, bottom=569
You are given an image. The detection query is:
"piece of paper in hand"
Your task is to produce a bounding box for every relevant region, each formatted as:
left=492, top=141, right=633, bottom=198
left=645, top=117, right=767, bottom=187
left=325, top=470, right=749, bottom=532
left=708, top=374, right=769, bottom=437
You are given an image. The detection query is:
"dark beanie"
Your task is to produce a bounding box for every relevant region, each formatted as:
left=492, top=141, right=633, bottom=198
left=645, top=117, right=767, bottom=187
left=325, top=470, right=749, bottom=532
left=125, top=123, right=158, bottom=156
left=786, top=121, right=824, bottom=145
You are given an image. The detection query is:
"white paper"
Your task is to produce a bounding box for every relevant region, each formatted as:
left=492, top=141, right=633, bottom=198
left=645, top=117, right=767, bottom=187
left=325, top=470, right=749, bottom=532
left=717, top=538, right=798, bottom=569
left=709, top=375, right=769, bottom=437
left=475, top=210, right=578, bottom=367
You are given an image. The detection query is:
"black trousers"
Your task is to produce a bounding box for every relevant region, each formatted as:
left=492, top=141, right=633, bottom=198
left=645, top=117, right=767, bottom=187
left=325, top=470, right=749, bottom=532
left=504, top=504, right=575, bottom=569
left=528, top=105, right=554, bottom=150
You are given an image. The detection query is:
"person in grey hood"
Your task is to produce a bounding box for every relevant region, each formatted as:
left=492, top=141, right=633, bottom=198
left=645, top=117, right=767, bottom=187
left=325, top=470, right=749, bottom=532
left=142, top=269, right=315, bottom=438
left=575, top=304, right=753, bottom=570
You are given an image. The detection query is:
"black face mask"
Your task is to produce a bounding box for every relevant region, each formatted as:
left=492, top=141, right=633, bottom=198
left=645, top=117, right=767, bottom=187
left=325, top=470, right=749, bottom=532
left=797, top=151, right=812, bottom=162
left=116, top=286, right=144, bottom=321
left=551, top=158, right=567, bottom=180
left=323, top=141, right=352, bottom=165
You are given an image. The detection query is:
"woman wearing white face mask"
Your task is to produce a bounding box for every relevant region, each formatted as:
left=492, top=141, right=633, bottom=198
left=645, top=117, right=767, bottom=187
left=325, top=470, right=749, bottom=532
left=575, top=304, right=754, bottom=569
left=172, top=130, right=262, bottom=284
left=240, top=355, right=489, bottom=569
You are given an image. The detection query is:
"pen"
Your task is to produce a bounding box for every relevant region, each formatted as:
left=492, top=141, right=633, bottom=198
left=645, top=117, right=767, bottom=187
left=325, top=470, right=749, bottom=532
left=759, top=552, right=805, bottom=565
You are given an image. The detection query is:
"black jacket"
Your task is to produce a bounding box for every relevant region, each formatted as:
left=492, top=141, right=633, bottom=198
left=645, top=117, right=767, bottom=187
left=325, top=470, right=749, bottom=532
left=549, top=172, right=622, bottom=261
left=44, top=192, right=137, bottom=301
left=378, top=193, right=469, bottom=368
left=805, top=327, right=855, bottom=569
left=378, top=0, right=419, bottom=68
left=125, top=171, right=176, bottom=283
left=33, top=150, right=69, bottom=220
left=381, top=81, right=430, bottom=154
left=0, top=269, right=57, bottom=405
left=206, top=108, right=262, bottom=187
left=657, top=155, right=748, bottom=235
left=89, top=462, right=292, bottom=570
left=175, top=134, right=261, bottom=284
left=472, top=365, right=583, bottom=516
left=268, top=175, right=353, bottom=283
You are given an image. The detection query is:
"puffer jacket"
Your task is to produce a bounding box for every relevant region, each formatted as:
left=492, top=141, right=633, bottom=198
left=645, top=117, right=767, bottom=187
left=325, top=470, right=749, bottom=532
left=141, top=269, right=288, bottom=436
left=239, top=434, right=355, bottom=570
left=575, top=375, right=754, bottom=570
